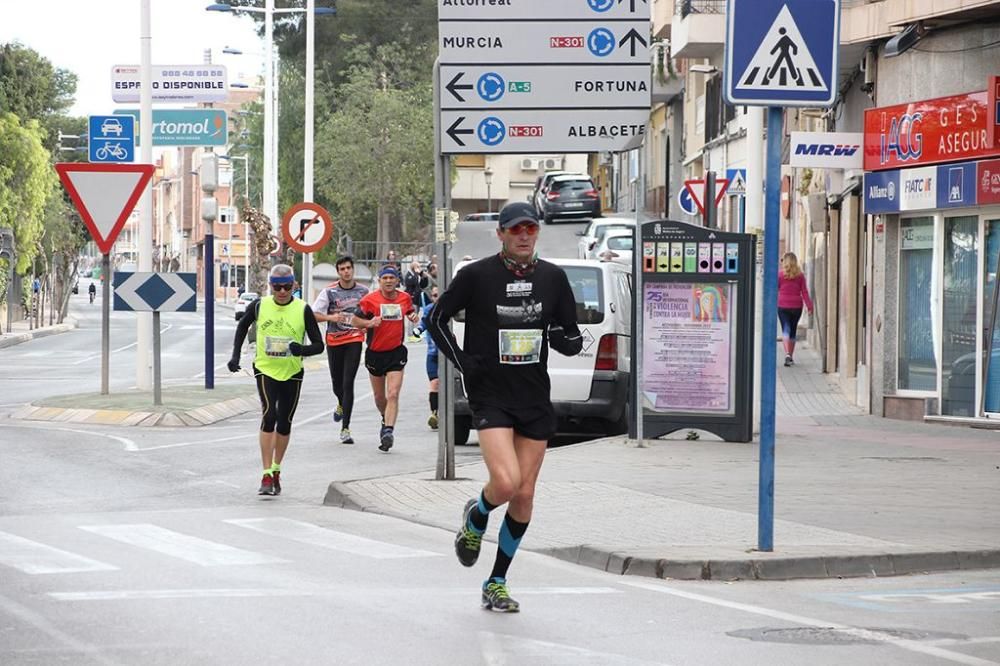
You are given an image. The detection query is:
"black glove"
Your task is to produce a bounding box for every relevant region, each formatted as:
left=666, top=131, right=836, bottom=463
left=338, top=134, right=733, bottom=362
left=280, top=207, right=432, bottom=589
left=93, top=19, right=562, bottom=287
left=548, top=324, right=583, bottom=357
left=227, top=358, right=241, bottom=373
left=288, top=341, right=303, bottom=357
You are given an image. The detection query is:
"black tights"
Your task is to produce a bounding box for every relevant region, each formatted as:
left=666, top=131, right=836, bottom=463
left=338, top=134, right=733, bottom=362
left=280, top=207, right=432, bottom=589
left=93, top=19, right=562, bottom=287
left=328, top=342, right=362, bottom=428
left=255, top=369, right=304, bottom=435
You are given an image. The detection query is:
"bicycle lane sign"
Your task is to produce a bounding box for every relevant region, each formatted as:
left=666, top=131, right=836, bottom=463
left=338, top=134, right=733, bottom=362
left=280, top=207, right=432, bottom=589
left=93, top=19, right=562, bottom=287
left=89, top=115, right=135, bottom=163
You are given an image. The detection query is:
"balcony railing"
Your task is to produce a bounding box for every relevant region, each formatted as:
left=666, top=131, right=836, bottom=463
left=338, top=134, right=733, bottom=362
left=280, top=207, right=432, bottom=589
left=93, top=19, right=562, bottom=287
left=678, top=0, right=725, bottom=18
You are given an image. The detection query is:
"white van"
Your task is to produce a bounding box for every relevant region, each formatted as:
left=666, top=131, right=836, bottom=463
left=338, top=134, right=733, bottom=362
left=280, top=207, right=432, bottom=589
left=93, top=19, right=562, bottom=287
left=448, top=257, right=632, bottom=445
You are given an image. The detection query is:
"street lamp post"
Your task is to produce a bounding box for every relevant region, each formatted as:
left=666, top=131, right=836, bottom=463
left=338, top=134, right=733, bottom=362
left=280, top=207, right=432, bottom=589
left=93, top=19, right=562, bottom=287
left=220, top=153, right=251, bottom=294
left=484, top=166, right=494, bottom=214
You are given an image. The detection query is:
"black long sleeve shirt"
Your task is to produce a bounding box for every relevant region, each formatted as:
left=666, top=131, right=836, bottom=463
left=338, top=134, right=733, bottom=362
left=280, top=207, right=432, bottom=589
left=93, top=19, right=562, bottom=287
left=427, top=254, right=583, bottom=409
left=231, top=298, right=324, bottom=361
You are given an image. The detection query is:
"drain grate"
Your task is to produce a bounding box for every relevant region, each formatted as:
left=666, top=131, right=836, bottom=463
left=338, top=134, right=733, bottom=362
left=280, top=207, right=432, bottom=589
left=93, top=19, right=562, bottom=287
left=727, top=626, right=966, bottom=646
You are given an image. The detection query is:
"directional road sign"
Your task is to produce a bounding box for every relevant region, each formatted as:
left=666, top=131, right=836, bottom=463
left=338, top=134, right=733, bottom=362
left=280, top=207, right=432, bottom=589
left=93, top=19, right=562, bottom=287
left=441, top=109, right=648, bottom=154
left=440, top=65, right=651, bottom=109
left=113, top=272, right=197, bottom=312
left=439, top=21, right=648, bottom=65
left=724, top=0, right=841, bottom=107
left=55, top=163, right=155, bottom=255
left=113, top=109, right=228, bottom=147
left=282, top=202, right=333, bottom=254
left=684, top=178, right=730, bottom=215
left=677, top=187, right=698, bottom=216
left=438, top=0, right=649, bottom=20
left=88, top=115, right=135, bottom=163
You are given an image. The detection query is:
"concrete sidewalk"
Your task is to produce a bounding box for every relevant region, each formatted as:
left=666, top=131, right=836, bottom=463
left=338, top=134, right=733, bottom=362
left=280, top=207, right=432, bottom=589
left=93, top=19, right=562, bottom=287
left=0, top=316, right=76, bottom=349
left=325, top=343, right=1000, bottom=581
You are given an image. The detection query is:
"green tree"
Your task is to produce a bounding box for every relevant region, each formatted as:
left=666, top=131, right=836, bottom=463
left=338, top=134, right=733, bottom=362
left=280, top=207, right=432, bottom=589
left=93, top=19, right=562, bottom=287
left=0, top=42, right=78, bottom=150
left=0, top=112, right=55, bottom=275
left=314, top=43, right=433, bottom=248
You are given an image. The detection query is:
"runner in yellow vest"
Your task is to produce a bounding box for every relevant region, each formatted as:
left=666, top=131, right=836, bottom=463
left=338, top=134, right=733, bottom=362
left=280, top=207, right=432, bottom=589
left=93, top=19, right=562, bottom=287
left=229, top=264, right=324, bottom=496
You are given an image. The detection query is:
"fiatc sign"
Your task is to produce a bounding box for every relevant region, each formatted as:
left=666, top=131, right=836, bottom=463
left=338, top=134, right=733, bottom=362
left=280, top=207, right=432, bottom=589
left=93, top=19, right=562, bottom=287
left=864, top=90, right=1000, bottom=171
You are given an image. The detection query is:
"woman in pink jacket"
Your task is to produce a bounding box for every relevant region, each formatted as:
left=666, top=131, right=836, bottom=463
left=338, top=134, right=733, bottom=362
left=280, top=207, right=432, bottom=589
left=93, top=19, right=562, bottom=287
left=778, top=252, right=814, bottom=367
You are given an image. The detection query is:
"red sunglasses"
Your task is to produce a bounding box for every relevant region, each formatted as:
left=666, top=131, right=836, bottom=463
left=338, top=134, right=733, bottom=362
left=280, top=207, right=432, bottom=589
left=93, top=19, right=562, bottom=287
left=504, top=222, right=539, bottom=236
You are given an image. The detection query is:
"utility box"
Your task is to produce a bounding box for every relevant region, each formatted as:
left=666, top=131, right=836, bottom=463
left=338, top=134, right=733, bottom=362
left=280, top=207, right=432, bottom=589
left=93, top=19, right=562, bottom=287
left=630, top=220, right=757, bottom=442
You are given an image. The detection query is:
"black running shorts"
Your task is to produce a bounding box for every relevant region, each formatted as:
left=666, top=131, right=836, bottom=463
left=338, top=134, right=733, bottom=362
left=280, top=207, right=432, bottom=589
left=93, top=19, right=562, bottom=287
left=469, top=401, right=556, bottom=442
left=364, top=345, right=408, bottom=377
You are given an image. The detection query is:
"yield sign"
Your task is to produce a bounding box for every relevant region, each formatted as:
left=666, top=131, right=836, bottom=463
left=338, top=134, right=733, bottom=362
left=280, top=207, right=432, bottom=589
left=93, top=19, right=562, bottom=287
left=684, top=178, right=730, bottom=215
left=55, top=163, right=155, bottom=255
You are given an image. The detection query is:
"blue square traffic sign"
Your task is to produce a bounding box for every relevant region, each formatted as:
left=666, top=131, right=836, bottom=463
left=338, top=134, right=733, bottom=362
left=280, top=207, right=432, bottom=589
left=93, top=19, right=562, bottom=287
left=89, top=115, right=135, bottom=163
left=724, top=0, right=841, bottom=108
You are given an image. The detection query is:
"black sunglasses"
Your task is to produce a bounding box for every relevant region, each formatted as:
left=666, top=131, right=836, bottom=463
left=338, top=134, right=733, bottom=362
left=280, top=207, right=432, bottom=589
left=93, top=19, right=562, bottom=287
left=270, top=283, right=294, bottom=292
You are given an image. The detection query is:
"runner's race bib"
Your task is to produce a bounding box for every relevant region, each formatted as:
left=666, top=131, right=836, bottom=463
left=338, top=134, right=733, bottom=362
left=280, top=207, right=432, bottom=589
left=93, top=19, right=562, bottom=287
left=264, top=336, right=293, bottom=357
left=498, top=329, right=543, bottom=365
left=380, top=303, right=403, bottom=321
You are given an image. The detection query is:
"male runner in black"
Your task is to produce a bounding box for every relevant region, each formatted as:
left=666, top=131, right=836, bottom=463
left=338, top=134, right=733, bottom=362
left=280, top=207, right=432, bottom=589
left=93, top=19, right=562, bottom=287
left=428, top=201, right=582, bottom=612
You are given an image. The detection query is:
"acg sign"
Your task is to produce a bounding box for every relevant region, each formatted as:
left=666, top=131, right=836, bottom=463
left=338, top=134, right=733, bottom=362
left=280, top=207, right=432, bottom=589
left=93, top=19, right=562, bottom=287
left=864, top=90, right=999, bottom=171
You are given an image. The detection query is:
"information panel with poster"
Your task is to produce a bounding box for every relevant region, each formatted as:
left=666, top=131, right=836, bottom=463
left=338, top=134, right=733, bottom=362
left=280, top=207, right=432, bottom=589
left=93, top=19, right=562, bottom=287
left=631, top=220, right=756, bottom=442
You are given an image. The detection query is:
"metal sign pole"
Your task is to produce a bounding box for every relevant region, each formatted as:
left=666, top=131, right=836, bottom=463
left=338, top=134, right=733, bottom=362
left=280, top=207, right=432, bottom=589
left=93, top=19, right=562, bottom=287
left=153, top=310, right=162, bottom=405
left=101, top=253, right=111, bottom=395
left=758, top=106, right=784, bottom=552
left=633, top=146, right=645, bottom=448
left=705, top=171, right=717, bottom=228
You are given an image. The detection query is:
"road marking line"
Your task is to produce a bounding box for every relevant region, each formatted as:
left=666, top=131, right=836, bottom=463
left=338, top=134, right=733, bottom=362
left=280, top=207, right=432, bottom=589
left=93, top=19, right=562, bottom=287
left=621, top=580, right=999, bottom=666
left=48, top=588, right=311, bottom=601
left=0, top=592, right=116, bottom=664
left=0, top=423, right=137, bottom=451
left=79, top=524, right=287, bottom=567
left=225, top=517, right=441, bottom=559
left=0, top=530, right=118, bottom=574
left=71, top=324, right=172, bottom=365
left=480, top=631, right=667, bottom=666
left=927, top=637, right=1000, bottom=647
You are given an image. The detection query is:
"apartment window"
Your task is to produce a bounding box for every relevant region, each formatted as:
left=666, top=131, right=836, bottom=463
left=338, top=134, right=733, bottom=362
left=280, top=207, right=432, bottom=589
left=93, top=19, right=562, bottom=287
left=704, top=75, right=736, bottom=142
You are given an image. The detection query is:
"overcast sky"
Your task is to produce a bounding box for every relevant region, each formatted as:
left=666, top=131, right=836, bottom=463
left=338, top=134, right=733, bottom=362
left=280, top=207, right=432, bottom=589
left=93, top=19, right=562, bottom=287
left=0, top=0, right=269, bottom=116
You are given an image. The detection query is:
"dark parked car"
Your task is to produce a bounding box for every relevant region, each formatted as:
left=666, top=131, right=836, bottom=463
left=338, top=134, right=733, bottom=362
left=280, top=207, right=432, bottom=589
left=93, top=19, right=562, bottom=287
left=538, top=175, right=601, bottom=224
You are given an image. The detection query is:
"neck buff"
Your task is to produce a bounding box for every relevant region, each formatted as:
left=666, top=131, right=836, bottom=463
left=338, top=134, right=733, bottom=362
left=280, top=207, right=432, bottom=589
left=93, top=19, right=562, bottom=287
left=500, top=246, right=538, bottom=278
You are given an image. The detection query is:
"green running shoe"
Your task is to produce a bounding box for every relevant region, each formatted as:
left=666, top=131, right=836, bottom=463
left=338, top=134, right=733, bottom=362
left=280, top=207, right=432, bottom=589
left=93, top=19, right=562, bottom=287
left=454, top=498, right=482, bottom=567
left=340, top=428, right=354, bottom=444
left=333, top=404, right=344, bottom=423
left=481, top=578, right=520, bottom=613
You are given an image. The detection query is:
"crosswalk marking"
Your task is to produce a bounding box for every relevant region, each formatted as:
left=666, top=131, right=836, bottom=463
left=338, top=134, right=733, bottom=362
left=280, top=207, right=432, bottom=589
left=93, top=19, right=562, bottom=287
left=225, top=518, right=442, bottom=559
left=0, top=530, right=117, bottom=574
left=79, top=524, right=287, bottom=567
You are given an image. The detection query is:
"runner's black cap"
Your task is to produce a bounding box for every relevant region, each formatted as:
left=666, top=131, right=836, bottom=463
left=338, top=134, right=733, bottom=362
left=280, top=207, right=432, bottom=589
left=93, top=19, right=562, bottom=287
left=497, top=201, right=539, bottom=229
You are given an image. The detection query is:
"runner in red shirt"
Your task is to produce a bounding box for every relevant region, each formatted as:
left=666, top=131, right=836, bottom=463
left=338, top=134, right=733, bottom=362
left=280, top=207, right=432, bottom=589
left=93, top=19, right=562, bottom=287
left=352, top=265, right=418, bottom=451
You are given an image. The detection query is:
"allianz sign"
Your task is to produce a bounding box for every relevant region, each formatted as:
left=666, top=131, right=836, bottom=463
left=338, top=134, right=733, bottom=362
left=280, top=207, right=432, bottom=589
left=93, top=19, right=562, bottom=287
left=789, top=131, right=864, bottom=169
left=114, top=109, right=228, bottom=147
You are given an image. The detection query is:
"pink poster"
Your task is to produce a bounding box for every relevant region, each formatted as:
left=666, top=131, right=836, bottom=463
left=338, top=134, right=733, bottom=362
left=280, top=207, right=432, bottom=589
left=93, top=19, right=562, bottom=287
left=641, top=282, right=736, bottom=414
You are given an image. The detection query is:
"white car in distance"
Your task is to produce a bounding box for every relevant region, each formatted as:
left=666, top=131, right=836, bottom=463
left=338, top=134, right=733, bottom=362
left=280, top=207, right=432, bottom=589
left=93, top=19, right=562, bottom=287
left=576, top=218, right=635, bottom=259
left=234, top=292, right=259, bottom=320
left=593, top=229, right=634, bottom=266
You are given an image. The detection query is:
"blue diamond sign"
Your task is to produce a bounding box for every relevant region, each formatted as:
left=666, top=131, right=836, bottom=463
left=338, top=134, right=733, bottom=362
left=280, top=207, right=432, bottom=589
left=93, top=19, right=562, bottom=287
left=113, top=272, right=197, bottom=312
left=724, top=0, right=841, bottom=108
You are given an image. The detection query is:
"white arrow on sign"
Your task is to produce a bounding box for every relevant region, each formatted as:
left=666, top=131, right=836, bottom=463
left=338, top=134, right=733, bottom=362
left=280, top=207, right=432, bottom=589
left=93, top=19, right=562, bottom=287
left=440, top=65, right=651, bottom=109
left=114, top=272, right=197, bottom=312
left=439, top=21, right=649, bottom=65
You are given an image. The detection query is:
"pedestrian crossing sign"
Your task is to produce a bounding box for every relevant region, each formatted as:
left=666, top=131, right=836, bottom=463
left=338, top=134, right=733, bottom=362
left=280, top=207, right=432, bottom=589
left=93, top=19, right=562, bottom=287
left=724, top=0, right=840, bottom=108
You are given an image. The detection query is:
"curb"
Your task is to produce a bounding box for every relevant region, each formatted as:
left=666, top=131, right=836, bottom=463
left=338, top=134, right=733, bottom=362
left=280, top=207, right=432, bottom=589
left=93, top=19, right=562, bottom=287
left=323, top=481, right=1000, bottom=582
left=0, top=319, right=77, bottom=349
left=9, top=393, right=259, bottom=428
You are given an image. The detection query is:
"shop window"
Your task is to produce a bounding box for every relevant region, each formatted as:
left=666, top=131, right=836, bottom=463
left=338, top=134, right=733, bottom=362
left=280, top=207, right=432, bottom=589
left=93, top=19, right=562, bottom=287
left=898, top=218, right=936, bottom=391
left=984, top=220, right=1000, bottom=413
left=941, top=216, right=978, bottom=416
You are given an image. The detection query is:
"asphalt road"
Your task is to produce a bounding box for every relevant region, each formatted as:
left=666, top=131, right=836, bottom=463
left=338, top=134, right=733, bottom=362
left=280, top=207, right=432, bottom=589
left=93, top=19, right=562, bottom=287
left=2, top=234, right=999, bottom=664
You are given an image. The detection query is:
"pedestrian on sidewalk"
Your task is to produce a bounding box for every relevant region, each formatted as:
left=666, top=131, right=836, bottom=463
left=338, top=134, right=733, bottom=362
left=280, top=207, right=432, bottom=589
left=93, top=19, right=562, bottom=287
left=778, top=252, right=814, bottom=367
left=352, top=265, right=419, bottom=452
left=410, top=285, right=441, bottom=429
left=228, top=264, right=324, bottom=496
left=312, top=255, right=368, bottom=444
left=427, top=201, right=583, bottom=613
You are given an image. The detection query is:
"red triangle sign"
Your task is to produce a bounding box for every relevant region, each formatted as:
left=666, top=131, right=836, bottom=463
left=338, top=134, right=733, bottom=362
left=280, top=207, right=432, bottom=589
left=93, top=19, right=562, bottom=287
left=684, top=178, right=730, bottom=216
left=55, top=163, right=155, bottom=255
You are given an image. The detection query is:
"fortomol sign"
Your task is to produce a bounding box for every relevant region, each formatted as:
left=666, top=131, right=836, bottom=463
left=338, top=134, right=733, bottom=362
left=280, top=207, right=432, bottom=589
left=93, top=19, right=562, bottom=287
left=114, top=110, right=228, bottom=147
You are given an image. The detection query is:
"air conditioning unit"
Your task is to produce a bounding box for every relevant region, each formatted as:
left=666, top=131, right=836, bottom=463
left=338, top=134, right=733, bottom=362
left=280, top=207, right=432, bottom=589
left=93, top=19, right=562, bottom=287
left=542, top=157, right=563, bottom=170
left=520, top=158, right=538, bottom=171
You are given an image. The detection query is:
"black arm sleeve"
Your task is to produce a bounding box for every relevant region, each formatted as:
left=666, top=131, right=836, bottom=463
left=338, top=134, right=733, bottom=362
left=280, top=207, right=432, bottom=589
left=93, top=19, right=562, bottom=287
left=427, top=267, right=478, bottom=374
left=231, top=299, right=259, bottom=360
left=548, top=270, right=584, bottom=357
left=301, top=305, right=325, bottom=357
